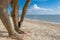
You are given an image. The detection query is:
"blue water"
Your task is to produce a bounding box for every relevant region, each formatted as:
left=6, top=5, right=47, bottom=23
left=24, top=15, right=60, bottom=23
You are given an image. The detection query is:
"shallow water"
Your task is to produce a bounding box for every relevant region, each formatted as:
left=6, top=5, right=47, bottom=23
left=24, top=15, right=60, bottom=23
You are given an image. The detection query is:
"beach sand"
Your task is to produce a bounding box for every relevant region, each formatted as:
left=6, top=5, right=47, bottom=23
left=0, top=17, right=60, bottom=40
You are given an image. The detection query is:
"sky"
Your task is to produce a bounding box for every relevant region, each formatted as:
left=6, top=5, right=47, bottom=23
left=8, top=0, right=60, bottom=15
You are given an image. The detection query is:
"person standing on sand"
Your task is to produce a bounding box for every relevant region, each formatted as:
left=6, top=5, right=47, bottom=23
left=0, top=0, right=20, bottom=38
left=0, top=0, right=31, bottom=39
left=10, top=0, right=31, bottom=34
left=10, top=0, right=26, bottom=34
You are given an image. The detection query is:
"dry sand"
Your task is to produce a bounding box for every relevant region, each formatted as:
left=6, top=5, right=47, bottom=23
left=0, top=17, right=60, bottom=40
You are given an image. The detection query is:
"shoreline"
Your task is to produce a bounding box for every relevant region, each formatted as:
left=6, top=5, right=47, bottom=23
left=25, top=18, right=60, bottom=25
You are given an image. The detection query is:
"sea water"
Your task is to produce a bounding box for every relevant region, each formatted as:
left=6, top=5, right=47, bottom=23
left=24, top=15, right=60, bottom=23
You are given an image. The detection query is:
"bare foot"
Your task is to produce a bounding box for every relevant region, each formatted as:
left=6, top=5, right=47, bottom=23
left=15, top=28, right=26, bottom=34
left=9, top=33, right=19, bottom=39
left=9, top=34, right=23, bottom=40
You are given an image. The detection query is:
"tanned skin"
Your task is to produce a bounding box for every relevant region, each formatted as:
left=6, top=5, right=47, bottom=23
left=10, top=0, right=20, bottom=33
left=0, top=0, right=20, bottom=39
left=10, top=0, right=26, bottom=34
left=18, top=0, right=31, bottom=27
left=10, top=0, right=31, bottom=34
left=0, top=0, right=31, bottom=39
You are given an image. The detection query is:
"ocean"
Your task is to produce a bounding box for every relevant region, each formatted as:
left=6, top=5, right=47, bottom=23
left=24, top=15, right=60, bottom=23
